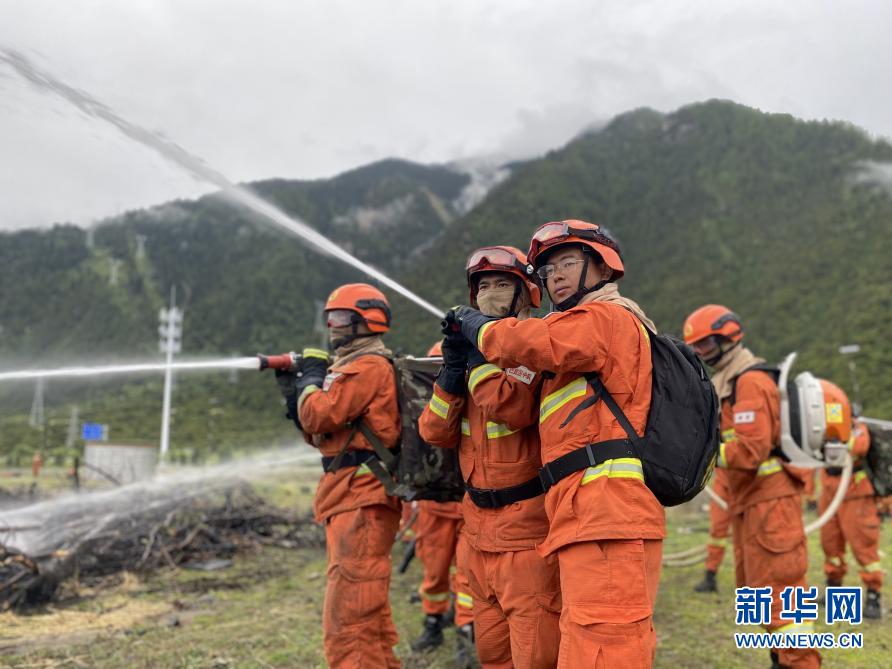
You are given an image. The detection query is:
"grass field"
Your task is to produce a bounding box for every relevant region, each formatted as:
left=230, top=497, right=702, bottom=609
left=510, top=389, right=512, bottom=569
left=1, top=472, right=890, bottom=669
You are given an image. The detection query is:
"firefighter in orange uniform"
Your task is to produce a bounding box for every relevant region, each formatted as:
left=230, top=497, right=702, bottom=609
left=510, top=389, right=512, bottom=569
left=449, top=224, right=664, bottom=668
left=411, top=341, right=476, bottom=658
left=818, top=382, right=883, bottom=619
left=275, top=283, right=402, bottom=669
left=695, top=467, right=731, bottom=593
left=420, top=246, right=561, bottom=668
left=683, top=305, right=819, bottom=669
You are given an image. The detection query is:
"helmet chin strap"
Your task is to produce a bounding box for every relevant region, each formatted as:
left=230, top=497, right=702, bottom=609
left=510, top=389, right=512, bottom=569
left=706, top=340, right=741, bottom=368
left=329, top=316, right=375, bottom=351
left=553, top=251, right=609, bottom=312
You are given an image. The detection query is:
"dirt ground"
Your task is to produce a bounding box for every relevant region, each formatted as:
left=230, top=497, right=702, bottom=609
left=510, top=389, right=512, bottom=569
left=1, top=475, right=890, bottom=669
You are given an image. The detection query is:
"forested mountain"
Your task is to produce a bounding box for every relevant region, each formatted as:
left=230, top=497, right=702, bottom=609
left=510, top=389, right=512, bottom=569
left=2, top=100, right=891, bottom=464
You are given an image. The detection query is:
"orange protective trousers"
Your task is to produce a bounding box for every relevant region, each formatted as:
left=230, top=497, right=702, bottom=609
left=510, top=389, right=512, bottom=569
left=323, top=505, right=401, bottom=669
left=556, top=539, right=662, bottom=669
left=820, top=489, right=883, bottom=590
left=415, top=508, right=474, bottom=626
left=732, top=495, right=820, bottom=669
left=705, top=471, right=731, bottom=573
left=460, top=543, right=561, bottom=669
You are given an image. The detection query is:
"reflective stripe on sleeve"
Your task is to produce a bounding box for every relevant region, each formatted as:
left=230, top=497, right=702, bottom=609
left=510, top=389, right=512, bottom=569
left=468, top=364, right=501, bottom=393
left=303, top=348, right=329, bottom=360
left=477, top=320, right=497, bottom=349
left=721, top=428, right=736, bottom=442
left=461, top=419, right=471, bottom=437
left=428, top=393, right=450, bottom=420
left=580, top=458, right=645, bottom=485
left=539, top=377, right=588, bottom=423
left=854, top=470, right=867, bottom=485
left=718, top=442, right=728, bottom=468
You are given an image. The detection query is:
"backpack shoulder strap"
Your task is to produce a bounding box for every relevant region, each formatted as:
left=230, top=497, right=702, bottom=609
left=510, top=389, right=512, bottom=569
left=729, top=363, right=778, bottom=407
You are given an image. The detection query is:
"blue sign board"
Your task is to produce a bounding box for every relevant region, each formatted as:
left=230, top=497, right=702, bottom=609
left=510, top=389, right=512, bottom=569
left=82, top=423, right=106, bottom=441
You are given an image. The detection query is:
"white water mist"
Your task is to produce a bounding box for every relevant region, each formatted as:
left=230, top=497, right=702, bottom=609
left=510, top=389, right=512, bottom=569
left=0, top=48, right=444, bottom=319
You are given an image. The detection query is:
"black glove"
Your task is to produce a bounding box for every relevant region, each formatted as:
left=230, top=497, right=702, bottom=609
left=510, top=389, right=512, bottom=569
left=295, top=348, right=329, bottom=396
left=273, top=368, right=300, bottom=426
left=442, top=332, right=470, bottom=370
left=435, top=331, right=469, bottom=396
left=453, top=306, right=499, bottom=348
left=466, top=345, right=487, bottom=370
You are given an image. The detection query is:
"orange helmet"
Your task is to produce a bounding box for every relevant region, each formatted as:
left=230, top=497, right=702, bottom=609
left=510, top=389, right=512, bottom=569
left=324, top=283, right=391, bottom=334
left=819, top=379, right=852, bottom=444
left=683, top=304, right=743, bottom=345
left=527, top=220, right=624, bottom=279
left=466, top=245, right=541, bottom=309
left=427, top=341, right=443, bottom=357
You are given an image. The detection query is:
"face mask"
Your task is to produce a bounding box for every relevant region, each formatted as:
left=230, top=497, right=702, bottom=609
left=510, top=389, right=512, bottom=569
left=477, top=286, right=517, bottom=317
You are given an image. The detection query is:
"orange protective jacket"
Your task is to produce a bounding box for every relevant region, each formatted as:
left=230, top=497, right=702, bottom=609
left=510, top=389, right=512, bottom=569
left=473, top=302, right=665, bottom=556
left=821, top=418, right=875, bottom=500
left=299, top=353, right=402, bottom=523
left=419, top=361, right=549, bottom=552
left=717, top=369, right=803, bottom=513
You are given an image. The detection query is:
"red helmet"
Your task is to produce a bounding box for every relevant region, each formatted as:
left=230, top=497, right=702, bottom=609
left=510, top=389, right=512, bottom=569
left=683, top=305, right=743, bottom=346
left=466, top=245, right=542, bottom=308
left=427, top=341, right=443, bottom=357
left=324, top=283, right=391, bottom=334
left=527, top=220, right=624, bottom=279
left=819, top=379, right=852, bottom=444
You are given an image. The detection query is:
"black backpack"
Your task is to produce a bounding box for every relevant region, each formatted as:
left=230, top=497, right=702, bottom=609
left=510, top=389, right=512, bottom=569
left=863, top=419, right=892, bottom=497
left=539, top=327, right=721, bottom=507
left=342, top=355, right=464, bottom=503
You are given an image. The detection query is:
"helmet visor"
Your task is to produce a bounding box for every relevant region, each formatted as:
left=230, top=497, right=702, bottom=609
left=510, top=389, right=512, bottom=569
left=529, top=221, right=621, bottom=266
left=326, top=309, right=357, bottom=329
left=466, top=247, right=527, bottom=276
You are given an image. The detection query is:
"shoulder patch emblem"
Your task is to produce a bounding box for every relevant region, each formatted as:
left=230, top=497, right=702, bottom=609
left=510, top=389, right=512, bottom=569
left=322, top=372, right=342, bottom=391
left=734, top=411, right=756, bottom=425
left=506, top=365, right=535, bottom=385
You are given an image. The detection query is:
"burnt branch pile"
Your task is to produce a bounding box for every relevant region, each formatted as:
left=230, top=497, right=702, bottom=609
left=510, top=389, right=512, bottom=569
left=0, top=482, right=323, bottom=610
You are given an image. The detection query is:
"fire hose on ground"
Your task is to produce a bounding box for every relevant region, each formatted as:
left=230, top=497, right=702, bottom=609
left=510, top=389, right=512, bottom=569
left=662, top=454, right=853, bottom=568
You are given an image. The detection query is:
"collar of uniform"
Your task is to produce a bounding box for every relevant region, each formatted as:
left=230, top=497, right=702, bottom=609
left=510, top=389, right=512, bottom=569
left=576, top=282, right=657, bottom=332
left=332, top=335, right=392, bottom=369
left=710, top=345, right=765, bottom=400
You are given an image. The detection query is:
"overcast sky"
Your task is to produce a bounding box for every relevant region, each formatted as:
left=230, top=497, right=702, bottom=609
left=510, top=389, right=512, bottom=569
left=1, top=0, right=890, bottom=230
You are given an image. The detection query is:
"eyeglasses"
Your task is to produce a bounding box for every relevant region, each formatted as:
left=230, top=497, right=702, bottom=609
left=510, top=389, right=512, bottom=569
left=326, top=309, right=357, bottom=328
left=536, top=258, right=586, bottom=280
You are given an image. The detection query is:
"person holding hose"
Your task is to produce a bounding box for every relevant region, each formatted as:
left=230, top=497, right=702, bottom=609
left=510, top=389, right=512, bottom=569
left=818, top=381, right=883, bottom=620
left=273, top=282, right=402, bottom=669
left=420, top=245, right=561, bottom=668
left=448, top=223, right=664, bottom=668
left=683, top=305, right=819, bottom=669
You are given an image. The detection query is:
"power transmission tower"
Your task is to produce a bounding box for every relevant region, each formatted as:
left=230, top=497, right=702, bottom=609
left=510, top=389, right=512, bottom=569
left=29, top=378, right=45, bottom=429
left=108, top=258, right=122, bottom=286
left=65, top=405, right=80, bottom=449
left=158, top=287, right=183, bottom=458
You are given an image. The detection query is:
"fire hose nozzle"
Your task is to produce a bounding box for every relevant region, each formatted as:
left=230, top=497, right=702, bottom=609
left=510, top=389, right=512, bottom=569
left=258, top=352, right=302, bottom=372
